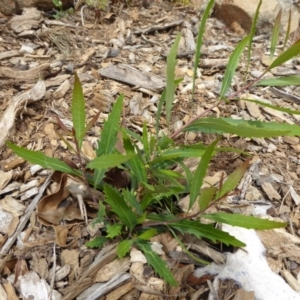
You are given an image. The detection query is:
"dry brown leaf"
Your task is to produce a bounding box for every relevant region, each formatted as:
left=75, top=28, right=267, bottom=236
left=37, top=172, right=82, bottom=225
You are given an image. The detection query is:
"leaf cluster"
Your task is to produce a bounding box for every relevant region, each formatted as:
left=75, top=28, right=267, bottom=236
left=8, top=0, right=300, bottom=285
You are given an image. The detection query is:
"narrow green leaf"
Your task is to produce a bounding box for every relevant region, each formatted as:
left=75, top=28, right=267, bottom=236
left=93, top=201, right=106, bottom=225
left=122, top=131, right=147, bottom=182
left=80, top=111, right=101, bottom=140
left=7, top=142, right=79, bottom=176
left=57, top=132, right=77, bottom=154
left=142, top=184, right=183, bottom=196
left=170, top=220, right=245, bottom=247
left=192, top=0, right=215, bottom=96
left=92, top=169, right=106, bottom=190
left=203, top=213, right=287, bottom=229
left=156, top=89, right=166, bottom=140
left=123, top=128, right=142, bottom=143
left=157, top=134, right=174, bottom=150
left=87, top=154, right=133, bottom=170
left=104, top=184, right=137, bottom=231
left=146, top=214, right=176, bottom=222
left=122, top=189, right=143, bottom=216
left=178, top=161, right=192, bottom=188
left=153, top=169, right=183, bottom=179
left=107, top=224, right=123, bottom=239
left=270, top=9, right=282, bottom=59
left=142, top=123, right=150, bottom=161
left=140, top=185, right=184, bottom=209
left=220, top=35, right=250, bottom=99
left=238, top=97, right=300, bottom=116
left=184, top=117, right=291, bottom=138
left=72, top=72, right=86, bottom=149
left=137, top=212, right=147, bottom=224
left=138, top=229, right=157, bottom=240
left=268, top=41, right=300, bottom=70
left=245, top=0, right=261, bottom=76
left=149, top=135, right=156, bottom=156
left=97, top=95, right=124, bottom=156
left=199, top=187, right=217, bottom=212
left=216, top=159, right=250, bottom=199
left=283, top=9, right=292, bottom=50
left=256, top=75, right=300, bottom=86
left=189, top=139, right=219, bottom=210
left=165, top=33, right=181, bottom=125
left=136, top=240, right=177, bottom=286
left=128, top=153, right=148, bottom=183
left=169, top=227, right=209, bottom=265
left=150, top=147, right=206, bottom=167
left=86, top=236, right=107, bottom=248
left=117, top=239, right=134, bottom=258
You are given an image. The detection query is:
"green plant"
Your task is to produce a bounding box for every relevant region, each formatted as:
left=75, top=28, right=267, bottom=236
left=52, top=0, right=73, bottom=19
left=7, top=0, right=300, bottom=286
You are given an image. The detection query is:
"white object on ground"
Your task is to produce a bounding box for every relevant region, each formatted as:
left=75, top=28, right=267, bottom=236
left=194, top=225, right=300, bottom=300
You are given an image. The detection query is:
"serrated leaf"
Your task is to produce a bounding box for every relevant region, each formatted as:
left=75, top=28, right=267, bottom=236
left=189, top=139, right=219, bottom=210
left=220, top=35, right=250, bottom=99
left=256, top=75, right=300, bottom=86
left=122, top=189, right=143, bottom=216
left=104, top=184, right=137, bottom=231
left=170, top=220, right=245, bottom=247
left=107, top=223, right=123, bottom=239
left=136, top=240, right=177, bottom=286
left=138, top=229, right=157, bottom=240
left=193, top=0, right=215, bottom=96
left=87, top=154, right=133, bottom=170
left=268, top=40, right=300, bottom=70
left=117, top=239, right=134, bottom=258
left=165, top=33, right=181, bottom=125
left=86, top=236, right=107, bottom=248
left=202, top=213, right=287, bottom=229
left=216, top=159, right=250, bottom=199
left=97, top=95, right=124, bottom=156
left=72, top=72, right=86, bottom=149
left=199, top=187, right=217, bottom=212
left=184, top=117, right=291, bottom=137
left=7, top=142, right=79, bottom=176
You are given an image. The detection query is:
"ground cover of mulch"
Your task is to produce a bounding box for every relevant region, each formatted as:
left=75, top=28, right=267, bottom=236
left=1, top=1, right=300, bottom=299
